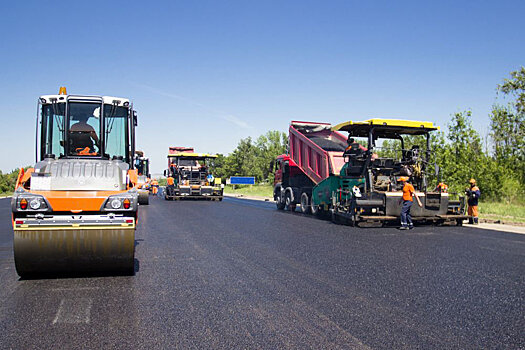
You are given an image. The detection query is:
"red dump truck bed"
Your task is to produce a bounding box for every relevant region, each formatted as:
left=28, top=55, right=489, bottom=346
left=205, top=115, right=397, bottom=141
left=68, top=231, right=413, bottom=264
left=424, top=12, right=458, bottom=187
left=169, top=147, right=194, bottom=154
left=289, top=121, right=347, bottom=184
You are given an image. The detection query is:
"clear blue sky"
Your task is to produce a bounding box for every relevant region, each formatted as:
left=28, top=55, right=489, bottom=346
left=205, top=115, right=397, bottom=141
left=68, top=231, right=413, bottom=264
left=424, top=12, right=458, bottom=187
left=1, top=0, right=523, bottom=174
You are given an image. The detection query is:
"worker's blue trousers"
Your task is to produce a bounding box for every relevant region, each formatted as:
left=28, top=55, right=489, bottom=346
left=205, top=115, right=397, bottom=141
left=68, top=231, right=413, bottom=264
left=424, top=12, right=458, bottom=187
left=400, top=200, right=413, bottom=227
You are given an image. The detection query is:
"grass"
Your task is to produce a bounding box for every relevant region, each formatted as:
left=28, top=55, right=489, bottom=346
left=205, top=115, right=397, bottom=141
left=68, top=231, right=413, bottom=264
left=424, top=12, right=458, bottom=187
left=223, top=184, right=273, bottom=198
left=0, top=192, right=12, bottom=197
left=478, top=201, right=525, bottom=224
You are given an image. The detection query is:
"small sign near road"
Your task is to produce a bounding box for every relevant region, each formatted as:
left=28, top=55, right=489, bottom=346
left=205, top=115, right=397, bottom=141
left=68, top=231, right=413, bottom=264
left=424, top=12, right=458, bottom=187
left=228, top=176, right=256, bottom=185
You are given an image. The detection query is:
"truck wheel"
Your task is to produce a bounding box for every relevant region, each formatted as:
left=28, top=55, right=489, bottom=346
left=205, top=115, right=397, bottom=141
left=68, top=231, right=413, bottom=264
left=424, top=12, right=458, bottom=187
left=275, top=190, right=285, bottom=210
left=300, top=193, right=311, bottom=214
left=285, top=192, right=296, bottom=212
left=331, top=209, right=338, bottom=224
left=311, top=202, right=319, bottom=216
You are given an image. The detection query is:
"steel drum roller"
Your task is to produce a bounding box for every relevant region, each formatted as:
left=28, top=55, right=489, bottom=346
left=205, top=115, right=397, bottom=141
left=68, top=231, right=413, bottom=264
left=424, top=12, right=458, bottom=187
left=14, top=227, right=135, bottom=277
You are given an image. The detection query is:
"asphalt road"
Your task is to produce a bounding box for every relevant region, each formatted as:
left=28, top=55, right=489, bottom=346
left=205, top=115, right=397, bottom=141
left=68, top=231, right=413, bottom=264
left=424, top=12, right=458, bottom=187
left=0, top=196, right=523, bottom=349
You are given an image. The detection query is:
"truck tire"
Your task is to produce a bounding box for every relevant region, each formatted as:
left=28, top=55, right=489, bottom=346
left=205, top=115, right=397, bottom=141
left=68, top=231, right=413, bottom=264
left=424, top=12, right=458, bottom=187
left=275, top=189, right=285, bottom=210
left=300, top=193, right=310, bottom=214
left=311, top=202, right=319, bottom=216
left=285, top=192, right=296, bottom=212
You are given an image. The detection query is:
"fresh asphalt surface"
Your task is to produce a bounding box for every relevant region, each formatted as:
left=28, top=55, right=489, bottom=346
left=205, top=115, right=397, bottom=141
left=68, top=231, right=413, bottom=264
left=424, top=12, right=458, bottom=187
left=0, top=196, right=523, bottom=349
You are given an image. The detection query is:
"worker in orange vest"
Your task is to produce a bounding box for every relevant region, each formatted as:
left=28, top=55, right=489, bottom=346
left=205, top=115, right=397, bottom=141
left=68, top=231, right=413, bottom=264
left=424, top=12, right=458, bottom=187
left=398, top=176, right=422, bottom=230
left=151, top=179, right=159, bottom=195
left=434, top=182, right=448, bottom=193
left=465, top=178, right=481, bottom=224
left=166, top=175, right=175, bottom=196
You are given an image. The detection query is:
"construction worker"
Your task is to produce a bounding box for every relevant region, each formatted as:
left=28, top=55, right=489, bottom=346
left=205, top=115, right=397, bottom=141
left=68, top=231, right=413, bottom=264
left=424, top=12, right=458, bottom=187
left=345, top=137, right=367, bottom=153
left=398, top=176, right=423, bottom=230
left=434, top=182, right=448, bottom=193
left=465, top=178, right=481, bottom=224
left=151, top=179, right=159, bottom=195
left=166, top=175, right=175, bottom=196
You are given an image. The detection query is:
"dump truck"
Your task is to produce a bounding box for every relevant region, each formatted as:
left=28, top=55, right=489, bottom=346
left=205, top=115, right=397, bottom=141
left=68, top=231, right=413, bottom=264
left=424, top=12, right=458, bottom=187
left=274, top=119, right=468, bottom=226
left=165, top=148, right=224, bottom=200
left=134, top=150, right=151, bottom=205
left=274, top=121, right=347, bottom=213
left=11, top=87, right=140, bottom=277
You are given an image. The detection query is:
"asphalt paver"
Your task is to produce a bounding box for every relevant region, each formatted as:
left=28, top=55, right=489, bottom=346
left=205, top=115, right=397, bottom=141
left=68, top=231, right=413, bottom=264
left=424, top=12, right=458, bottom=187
left=0, top=196, right=523, bottom=349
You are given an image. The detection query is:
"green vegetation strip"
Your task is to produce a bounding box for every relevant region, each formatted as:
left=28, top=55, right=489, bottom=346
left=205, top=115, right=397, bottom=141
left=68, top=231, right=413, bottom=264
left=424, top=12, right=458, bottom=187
left=223, top=184, right=273, bottom=198
left=479, top=201, right=525, bottom=224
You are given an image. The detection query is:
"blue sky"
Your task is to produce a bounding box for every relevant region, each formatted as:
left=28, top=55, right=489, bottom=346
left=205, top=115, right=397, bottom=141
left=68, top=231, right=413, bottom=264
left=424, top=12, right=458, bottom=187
left=1, top=0, right=523, bottom=174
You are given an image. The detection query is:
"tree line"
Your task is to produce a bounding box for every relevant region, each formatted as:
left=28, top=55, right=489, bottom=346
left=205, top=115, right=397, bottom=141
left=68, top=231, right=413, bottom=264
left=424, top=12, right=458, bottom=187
left=210, top=67, right=524, bottom=203
left=0, top=68, right=523, bottom=203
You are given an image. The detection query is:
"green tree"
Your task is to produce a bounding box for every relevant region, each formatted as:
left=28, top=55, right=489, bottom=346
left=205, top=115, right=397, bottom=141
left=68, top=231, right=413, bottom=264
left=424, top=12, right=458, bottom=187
left=489, top=104, right=524, bottom=167
left=441, top=110, right=484, bottom=195
left=0, top=168, right=23, bottom=194
left=487, top=66, right=525, bottom=203
left=254, top=130, right=288, bottom=182
left=208, top=130, right=288, bottom=183
left=498, top=66, right=525, bottom=114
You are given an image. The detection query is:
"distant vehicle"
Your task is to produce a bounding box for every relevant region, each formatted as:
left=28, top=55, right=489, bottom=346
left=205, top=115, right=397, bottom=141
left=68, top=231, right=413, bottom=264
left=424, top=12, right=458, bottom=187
left=274, top=119, right=467, bottom=226
left=164, top=148, right=224, bottom=200
left=134, top=150, right=151, bottom=205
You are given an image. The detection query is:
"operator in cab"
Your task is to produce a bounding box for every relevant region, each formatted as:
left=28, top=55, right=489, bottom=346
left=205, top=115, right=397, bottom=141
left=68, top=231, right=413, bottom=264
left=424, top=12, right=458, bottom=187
left=344, top=137, right=367, bottom=153
left=69, top=110, right=100, bottom=155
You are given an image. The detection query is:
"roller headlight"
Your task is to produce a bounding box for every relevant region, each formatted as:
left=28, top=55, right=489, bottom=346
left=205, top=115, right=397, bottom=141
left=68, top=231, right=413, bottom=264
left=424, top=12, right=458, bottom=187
left=110, top=199, right=122, bottom=209
left=103, top=193, right=136, bottom=211
left=29, top=198, right=41, bottom=210
left=14, top=194, right=49, bottom=212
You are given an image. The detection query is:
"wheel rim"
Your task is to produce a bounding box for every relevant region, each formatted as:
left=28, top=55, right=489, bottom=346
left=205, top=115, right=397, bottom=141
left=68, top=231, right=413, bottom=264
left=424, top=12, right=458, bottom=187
left=300, top=193, right=309, bottom=213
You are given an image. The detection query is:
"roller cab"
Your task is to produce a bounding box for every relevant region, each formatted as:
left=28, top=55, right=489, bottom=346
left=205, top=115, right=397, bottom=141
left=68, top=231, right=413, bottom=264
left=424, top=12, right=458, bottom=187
left=12, top=89, right=140, bottom=277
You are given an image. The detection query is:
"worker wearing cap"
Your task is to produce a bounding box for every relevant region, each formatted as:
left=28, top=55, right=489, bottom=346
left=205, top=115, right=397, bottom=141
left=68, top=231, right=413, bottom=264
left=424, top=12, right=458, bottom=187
left=398, top=176, right=423, bottom=230
left=465, top=178, right=480, bottom=224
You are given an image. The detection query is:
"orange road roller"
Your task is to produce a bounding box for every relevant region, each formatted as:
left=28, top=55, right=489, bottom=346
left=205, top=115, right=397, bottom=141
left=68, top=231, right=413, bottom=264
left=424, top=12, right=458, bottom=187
left=11, top=87, right=140, bottom=277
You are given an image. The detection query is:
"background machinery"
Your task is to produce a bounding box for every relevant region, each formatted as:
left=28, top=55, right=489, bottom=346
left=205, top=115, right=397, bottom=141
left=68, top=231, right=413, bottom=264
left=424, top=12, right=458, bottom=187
left=134, top=150, right=151, bottom=205
left=274, top=119, right=467, bottom=226
left=165, top=147, right=224, bottom=200
left=11, top=87, right=140, bottom=277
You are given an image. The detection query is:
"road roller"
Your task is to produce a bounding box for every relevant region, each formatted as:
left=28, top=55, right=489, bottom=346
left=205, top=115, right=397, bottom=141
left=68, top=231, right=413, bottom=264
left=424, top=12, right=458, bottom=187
left=11, top=87, right=140, bottom=277
left=134, top=150, right=151, bottom=205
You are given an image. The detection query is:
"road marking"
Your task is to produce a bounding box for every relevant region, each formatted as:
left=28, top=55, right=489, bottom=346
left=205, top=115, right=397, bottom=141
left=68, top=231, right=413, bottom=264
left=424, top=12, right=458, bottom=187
left=51, top=287, right=99, bottom=292
left=52, top=298, right=93, bottom=324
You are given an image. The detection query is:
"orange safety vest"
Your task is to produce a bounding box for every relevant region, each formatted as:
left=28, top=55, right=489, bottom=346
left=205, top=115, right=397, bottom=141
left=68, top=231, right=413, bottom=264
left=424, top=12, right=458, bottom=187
left=167, top=177, right=175, bottom=186
left=402, top=183, right=415, bottom=201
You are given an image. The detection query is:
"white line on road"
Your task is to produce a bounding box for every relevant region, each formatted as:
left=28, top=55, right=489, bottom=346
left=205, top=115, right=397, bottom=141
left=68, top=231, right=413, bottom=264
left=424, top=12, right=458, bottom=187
left=52, top=298, right=93, bottom=325
left=51, top=287, right=100, bottom=292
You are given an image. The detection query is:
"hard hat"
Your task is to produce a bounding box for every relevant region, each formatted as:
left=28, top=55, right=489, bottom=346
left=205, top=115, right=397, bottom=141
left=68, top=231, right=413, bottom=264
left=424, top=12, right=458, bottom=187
left=397, top=176, right=409, bottom=182
left=469, top=178, right=476, bottom=184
